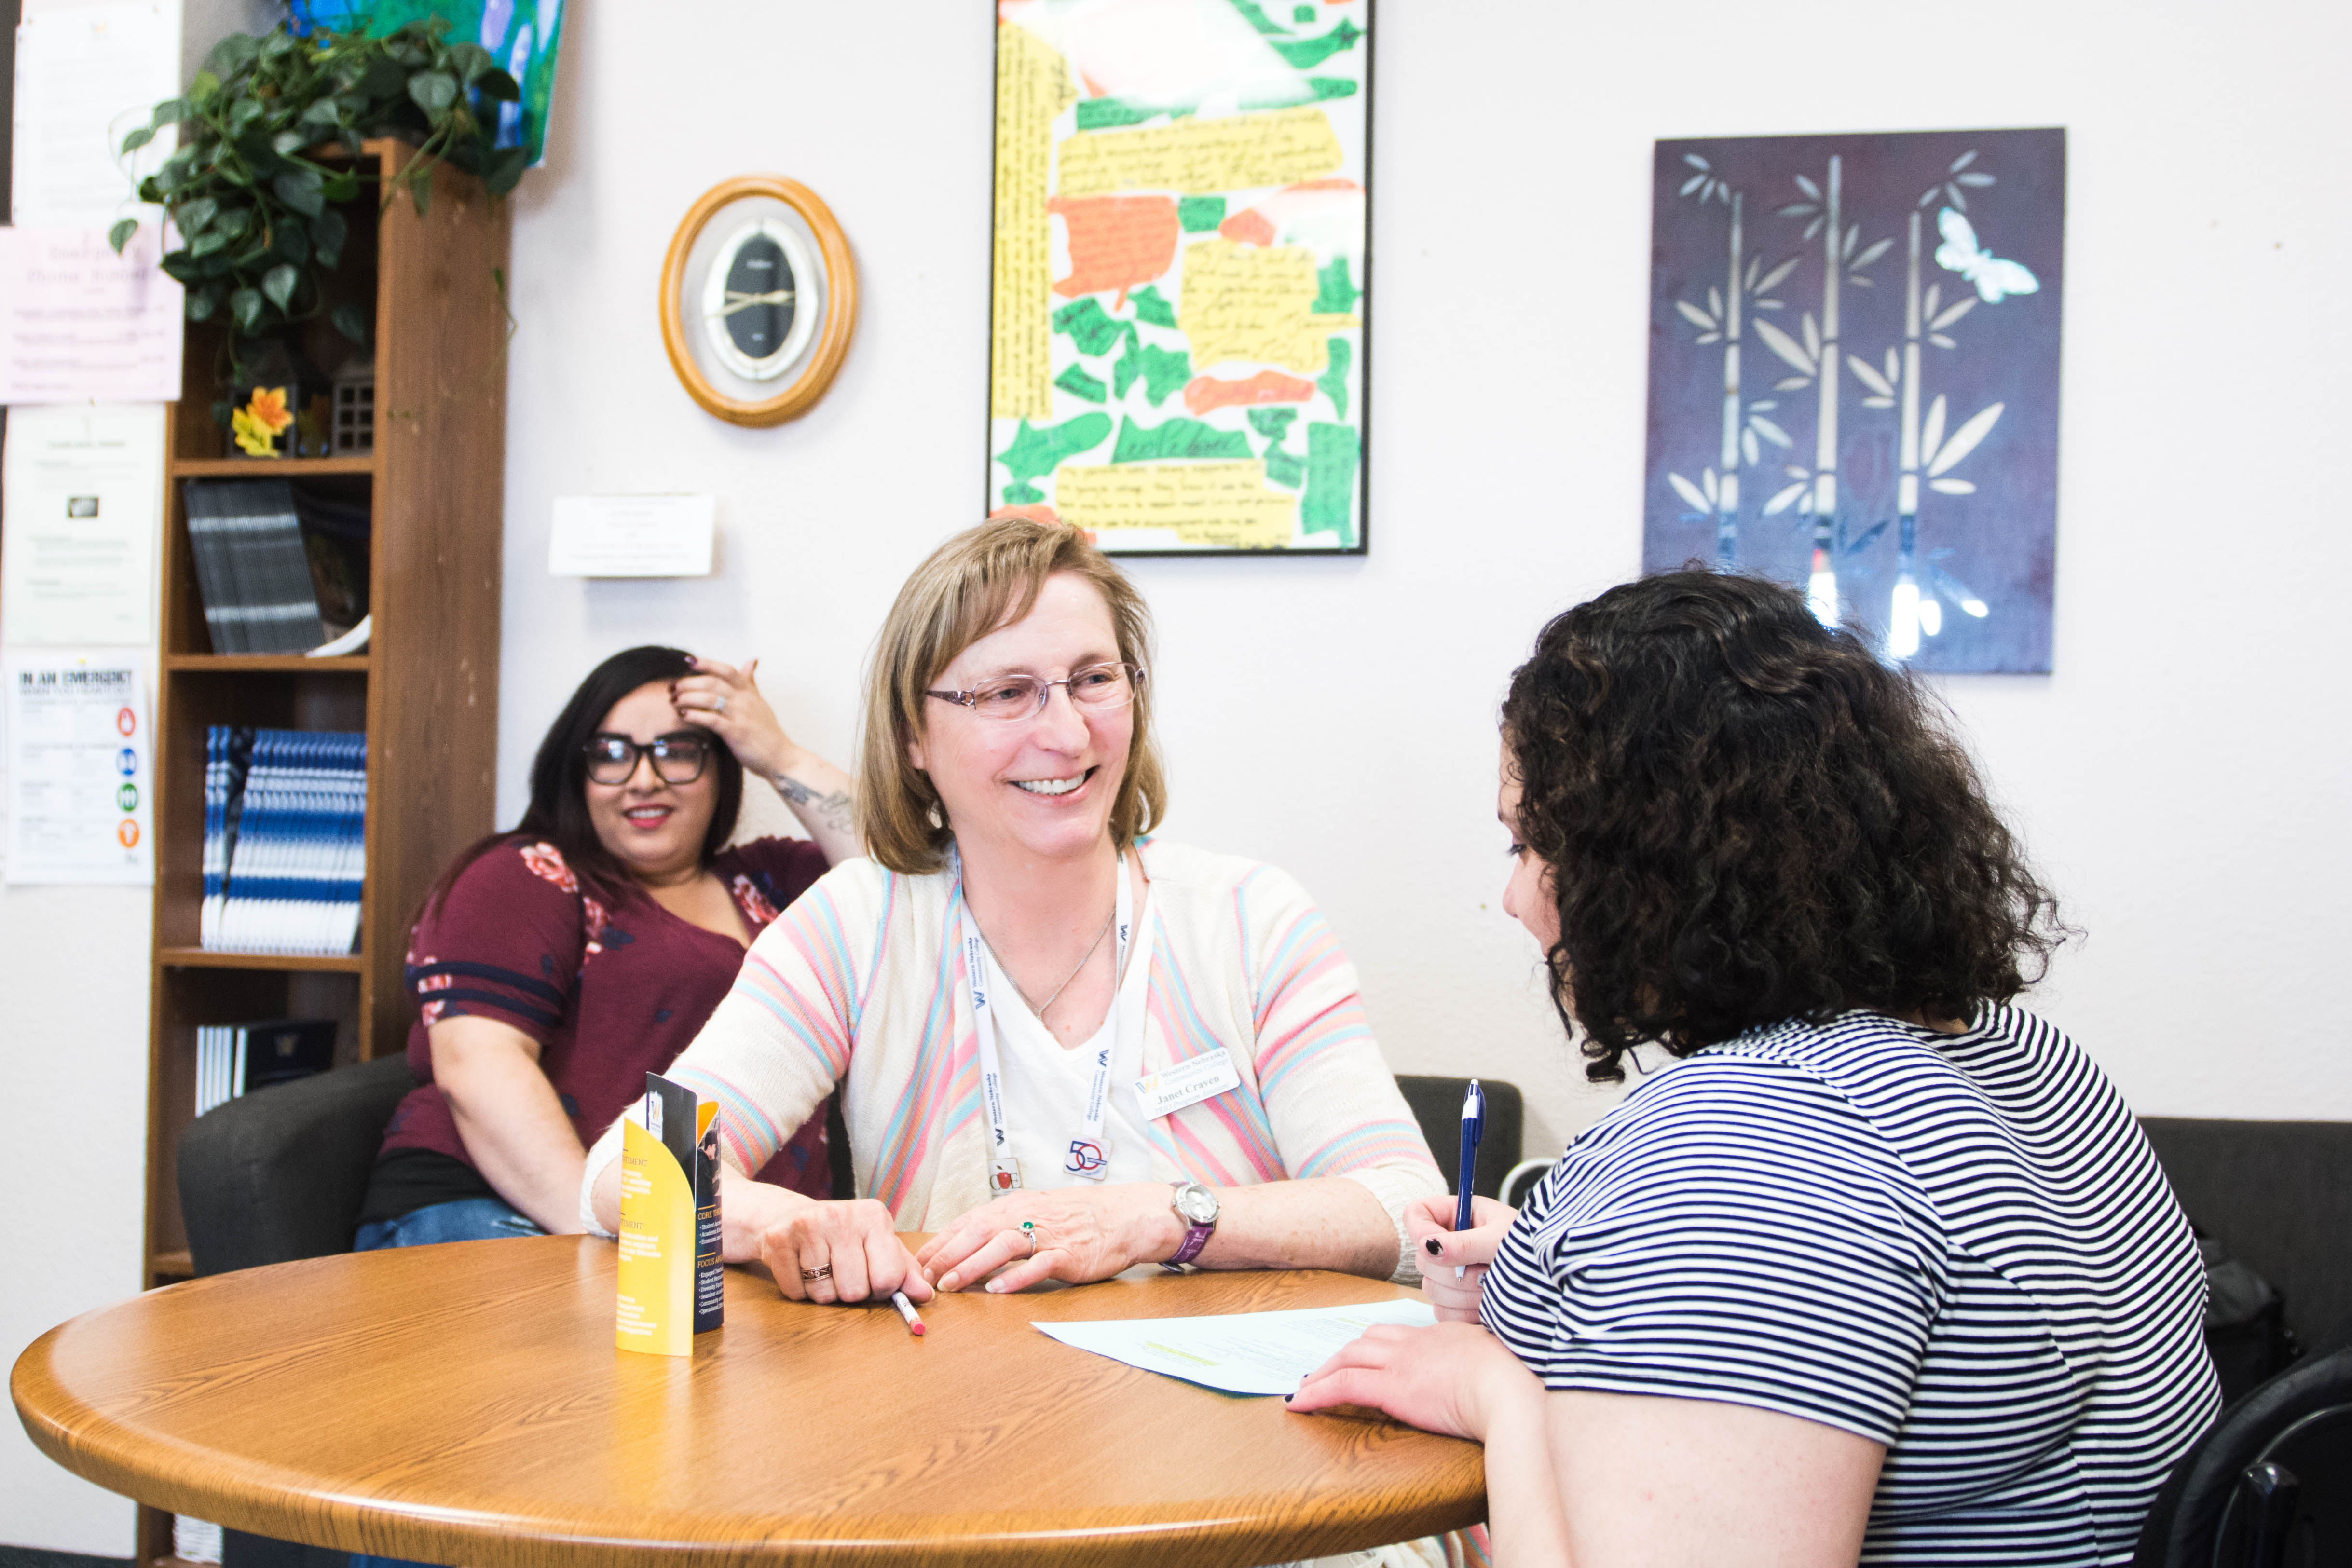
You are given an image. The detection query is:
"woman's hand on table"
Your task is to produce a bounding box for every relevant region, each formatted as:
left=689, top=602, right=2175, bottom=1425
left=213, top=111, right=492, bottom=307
left=916, top=1182, right=1179, bottom=1294
left=752, top=1193, right=934, bottom=1306
left=1408, top=1193, right=1516, bottom=1322
left=1287, top=1320, right=1542, bottom=1444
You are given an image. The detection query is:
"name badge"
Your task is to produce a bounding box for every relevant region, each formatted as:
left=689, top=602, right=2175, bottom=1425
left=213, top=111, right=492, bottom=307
left=1134, top=1048, right=1242, bottom=1120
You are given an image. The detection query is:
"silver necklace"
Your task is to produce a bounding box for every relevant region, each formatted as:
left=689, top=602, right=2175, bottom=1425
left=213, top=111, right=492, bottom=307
left=1030, top=910, right=1114, bottom=1019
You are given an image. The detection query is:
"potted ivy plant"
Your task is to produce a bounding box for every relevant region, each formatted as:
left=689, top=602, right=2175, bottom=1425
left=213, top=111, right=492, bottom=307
left=109, top=19, right=528, bottom=454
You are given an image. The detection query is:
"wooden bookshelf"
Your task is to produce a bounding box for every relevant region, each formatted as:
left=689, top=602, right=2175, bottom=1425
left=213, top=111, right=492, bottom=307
left=137, top=139, right=509, bottom=1561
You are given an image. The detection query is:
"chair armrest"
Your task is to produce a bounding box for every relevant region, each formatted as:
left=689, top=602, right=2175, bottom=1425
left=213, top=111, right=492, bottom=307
left=178, top=1053, right=417, bottom=1275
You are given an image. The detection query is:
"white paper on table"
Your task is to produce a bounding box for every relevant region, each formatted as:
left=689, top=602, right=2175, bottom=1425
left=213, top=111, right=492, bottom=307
left=549, top=494, right=716, bottom=577
left=2, top=647, right=153, bottom=885
left=0, top=404, right=164, bottom=646
left=1033, top=1297, right=1437, bottom=1396
left=0, top=226, right=184, bottom=405
left=11, top=1, right=183, bottom=230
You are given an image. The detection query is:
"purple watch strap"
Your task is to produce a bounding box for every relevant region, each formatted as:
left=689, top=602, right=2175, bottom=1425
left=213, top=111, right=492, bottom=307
left=1167, top=1223, right=1213, bottom=1267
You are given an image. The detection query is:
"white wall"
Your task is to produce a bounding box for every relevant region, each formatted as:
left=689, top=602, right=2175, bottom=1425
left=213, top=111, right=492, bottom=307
left=5, top=0, right=2347, bottom=1551
left=502, top=0, right=2351, bottom=1159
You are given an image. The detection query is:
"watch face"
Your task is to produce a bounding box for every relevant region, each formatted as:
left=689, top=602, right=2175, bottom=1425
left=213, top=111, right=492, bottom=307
left=1175, top=1184, right=1218, bottom=1225
left=700, top=217, right=819, bottom=382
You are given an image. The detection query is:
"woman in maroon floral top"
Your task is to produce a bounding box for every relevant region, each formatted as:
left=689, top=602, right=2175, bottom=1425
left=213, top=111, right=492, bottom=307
left=355, top=645, right=860, bottom=1249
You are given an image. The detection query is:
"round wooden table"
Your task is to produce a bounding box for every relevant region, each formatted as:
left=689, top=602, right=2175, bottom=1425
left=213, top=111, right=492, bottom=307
left=13, top=1237, right=1484, bottom=1566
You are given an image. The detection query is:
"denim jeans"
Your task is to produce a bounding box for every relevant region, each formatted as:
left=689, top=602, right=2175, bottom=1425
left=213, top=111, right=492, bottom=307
left=352, top=1196, right=544, bottom=1251
left=348, top=1197, right=545, bottom=1568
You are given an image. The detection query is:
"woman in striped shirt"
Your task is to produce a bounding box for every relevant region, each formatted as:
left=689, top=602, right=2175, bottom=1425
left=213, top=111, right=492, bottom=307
left=584, top=512, right=1441, bottom=1308
left=1293, top=572, right=2217, bottom=1567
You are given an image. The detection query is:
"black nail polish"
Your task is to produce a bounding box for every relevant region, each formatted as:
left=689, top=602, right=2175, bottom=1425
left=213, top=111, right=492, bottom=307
left=1423, top=1237, right=1443, bottom=1256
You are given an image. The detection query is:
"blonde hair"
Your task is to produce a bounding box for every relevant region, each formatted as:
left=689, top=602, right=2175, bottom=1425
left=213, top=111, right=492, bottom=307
left=858, top=512, right=1167, bottom=874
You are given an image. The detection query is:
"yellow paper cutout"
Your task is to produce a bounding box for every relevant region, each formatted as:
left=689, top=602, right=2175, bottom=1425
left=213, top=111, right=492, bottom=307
left=616, top=1115, right=697, bottom=1357
left=1056, top=106, right=1344, bottom=199
left=1055, top=461, right=1298, bottom=549
left=1177, top=239, right=1360, bottom=374
left=990, top=22, right=1077, bottom=421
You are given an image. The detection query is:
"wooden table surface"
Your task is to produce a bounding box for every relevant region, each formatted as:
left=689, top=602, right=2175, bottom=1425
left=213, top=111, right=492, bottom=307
left=13, top=1237, right=1484, bottom=1566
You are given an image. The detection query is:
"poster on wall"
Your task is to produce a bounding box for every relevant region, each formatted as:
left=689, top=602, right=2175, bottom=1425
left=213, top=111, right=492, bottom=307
left=987, top=0, right=1372, bottom=555
left=1642, top=128, right=2066, bottom=671
left=289, top=0, right=568, bottom=167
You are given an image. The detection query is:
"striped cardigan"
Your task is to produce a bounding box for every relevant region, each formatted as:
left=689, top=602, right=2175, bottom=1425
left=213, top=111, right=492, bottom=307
left=584, top=839, right=1444, bottom=1279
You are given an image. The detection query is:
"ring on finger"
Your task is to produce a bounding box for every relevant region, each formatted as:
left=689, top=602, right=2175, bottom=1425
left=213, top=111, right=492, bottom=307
left=1018, top=1220, right=1040, bottom=1258
left=800, top=1264, right=832, bottom=1281
left=714, top=695, right=728, bottom=714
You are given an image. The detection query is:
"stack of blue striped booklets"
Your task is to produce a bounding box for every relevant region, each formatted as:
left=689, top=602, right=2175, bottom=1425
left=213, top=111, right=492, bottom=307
left=202, top=727, right=367, bottom=954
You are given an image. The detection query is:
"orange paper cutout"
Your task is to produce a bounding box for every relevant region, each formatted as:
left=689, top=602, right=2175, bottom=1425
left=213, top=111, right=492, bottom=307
left=1183, top=371, right=1317, bottom=415
left=1051, top=194, right=1181, bottom=304
left=1217, top=208, right=1277, bottom=247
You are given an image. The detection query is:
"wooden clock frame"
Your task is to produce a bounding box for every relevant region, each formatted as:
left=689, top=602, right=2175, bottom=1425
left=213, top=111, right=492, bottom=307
left=658, top=176, right=858, bottom=427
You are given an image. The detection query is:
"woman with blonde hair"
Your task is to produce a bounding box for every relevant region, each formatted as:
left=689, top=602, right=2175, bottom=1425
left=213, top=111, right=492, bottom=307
left=584, top=512, right=1441, bottom=1308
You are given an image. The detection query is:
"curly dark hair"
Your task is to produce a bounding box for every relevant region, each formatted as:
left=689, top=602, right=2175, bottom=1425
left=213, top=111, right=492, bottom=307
left=1501, top=571, right=2065, bottom=1082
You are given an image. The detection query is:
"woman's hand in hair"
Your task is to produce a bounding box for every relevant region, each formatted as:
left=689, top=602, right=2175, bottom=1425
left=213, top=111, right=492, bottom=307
left=673, top=656, right=861, bottom=864
left=1408, top=1193, right=1517, bottom=1322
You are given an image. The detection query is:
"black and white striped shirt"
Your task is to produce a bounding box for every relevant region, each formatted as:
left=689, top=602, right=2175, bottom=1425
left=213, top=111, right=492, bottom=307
left=1481, top=1006, right=2218, bottom=1565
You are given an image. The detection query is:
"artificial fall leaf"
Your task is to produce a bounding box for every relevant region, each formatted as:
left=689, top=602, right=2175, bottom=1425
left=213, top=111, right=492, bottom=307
left=244, top=384, right=294, bottom=433
left=231, top=404, right=280, bottom=456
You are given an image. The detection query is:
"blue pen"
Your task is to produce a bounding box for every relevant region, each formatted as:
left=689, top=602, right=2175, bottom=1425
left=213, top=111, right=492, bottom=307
left=1454, top=1079, right=1485, bottom=1279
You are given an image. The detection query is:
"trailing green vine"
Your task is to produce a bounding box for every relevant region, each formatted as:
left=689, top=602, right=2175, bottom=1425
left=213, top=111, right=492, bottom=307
left=108, top=19, right=529, bottom=348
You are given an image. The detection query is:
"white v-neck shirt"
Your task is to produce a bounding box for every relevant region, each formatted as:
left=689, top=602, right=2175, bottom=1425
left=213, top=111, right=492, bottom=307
left=977, top=892, right=1159, bottom=1190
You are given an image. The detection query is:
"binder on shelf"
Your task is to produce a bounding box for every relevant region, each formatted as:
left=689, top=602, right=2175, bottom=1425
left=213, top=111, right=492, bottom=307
left=181, top=479, right=372, bottom=655
left=193, top=1018, right=337, bottom=1118
left=201, top=726, right=366, bottom=955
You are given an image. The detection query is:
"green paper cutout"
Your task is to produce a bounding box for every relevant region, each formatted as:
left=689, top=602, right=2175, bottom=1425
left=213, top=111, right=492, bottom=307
left=1269, top=18, right=1362, bottom=69
left=1248, top=407, right=1299, bottom=442
left=1076, top=97, right=1198, bottom=131
left=1053, top=297, right=1125, bottom=357
left=997, top=414, right=1115, bottom=504
left=1055, top=364, right=1108, bottom=403
left=1313, top=256, right=1361, bottom=315
left=1113, top=331, right=1192, bottom=406
left=1131, top=285, right=1179, bottom=329
left=1317, top=337, right=1352, bottom=421
left=1263, top=444, right=1305, bottom=488
left=1225, top=0, right=1290, bottom=37
left=1293, top=4, right=1317, bottom=20
left=1301, top=422, right=1359, bottom=544
left=1112, top=416, right=1252, bottom=464
left=1178, top=196, right=1227, bottom=233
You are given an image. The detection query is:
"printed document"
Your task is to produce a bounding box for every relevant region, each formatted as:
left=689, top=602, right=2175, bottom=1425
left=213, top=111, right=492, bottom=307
left=0, top=405, right=163, bottom=645
left=1033, top=1297, right=1436, bottom=1396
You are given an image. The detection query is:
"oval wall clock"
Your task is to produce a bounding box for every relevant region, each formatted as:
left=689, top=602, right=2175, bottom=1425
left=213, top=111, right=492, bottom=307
left=658, top=177, right=858, bottom=426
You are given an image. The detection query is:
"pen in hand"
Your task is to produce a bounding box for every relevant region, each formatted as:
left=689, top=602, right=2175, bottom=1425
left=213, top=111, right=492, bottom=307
left=891, top=1290, right=926, bottom=1337
left=1454, top=1079, right=1485, bottom=1281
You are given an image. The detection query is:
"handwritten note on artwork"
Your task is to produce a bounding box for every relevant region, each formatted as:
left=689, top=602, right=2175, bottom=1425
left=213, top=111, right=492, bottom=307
left=1178, top=240, right=1356, bottom=375
left=987, top=5, right=1371, bottom=552
left=0, top=227, right=184, bottom=405
left=1057, top=107, right=1344, bottom=199
left=1055, top=461, right=1296, bottom=549
left=989, top=22, right=1078, bottom=423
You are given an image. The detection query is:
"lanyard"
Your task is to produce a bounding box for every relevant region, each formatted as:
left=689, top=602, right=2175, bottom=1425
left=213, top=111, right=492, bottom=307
left=957, top=847, right=1134, bottom=1191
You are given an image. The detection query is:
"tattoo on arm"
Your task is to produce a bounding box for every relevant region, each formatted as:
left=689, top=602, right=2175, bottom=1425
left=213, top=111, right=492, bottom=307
left=775, top=773, right=855, bottom=832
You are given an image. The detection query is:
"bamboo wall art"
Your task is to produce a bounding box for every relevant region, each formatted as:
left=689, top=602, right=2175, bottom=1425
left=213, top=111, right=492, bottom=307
left=985, top=0, right=1372, bottom=555
left=1643, top=128, right=2066, bottom=672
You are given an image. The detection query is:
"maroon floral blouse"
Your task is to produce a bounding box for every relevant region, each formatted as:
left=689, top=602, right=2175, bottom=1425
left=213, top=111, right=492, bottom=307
left=360, top=835, right=832, bottom=1224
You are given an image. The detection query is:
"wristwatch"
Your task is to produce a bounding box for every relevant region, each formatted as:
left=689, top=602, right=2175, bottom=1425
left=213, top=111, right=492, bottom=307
left=1164, top=1180, right=1220, bottom=1269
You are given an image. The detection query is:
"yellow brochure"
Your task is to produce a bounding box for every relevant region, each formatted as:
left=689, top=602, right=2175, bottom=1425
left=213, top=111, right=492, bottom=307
left=616, top=1071, right=723, bottom=1355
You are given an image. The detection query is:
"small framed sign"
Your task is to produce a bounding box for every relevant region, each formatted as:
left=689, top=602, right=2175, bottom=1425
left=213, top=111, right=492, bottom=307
left=658, top=177, right=858, bottom=427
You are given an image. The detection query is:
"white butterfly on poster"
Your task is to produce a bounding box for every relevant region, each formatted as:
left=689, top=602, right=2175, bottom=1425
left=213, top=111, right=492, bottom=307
left=1936, top=208, right=2040, bottom=303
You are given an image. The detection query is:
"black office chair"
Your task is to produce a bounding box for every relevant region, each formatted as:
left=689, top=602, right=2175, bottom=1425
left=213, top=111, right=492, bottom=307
left=1394, top=1075, right=1523, bottom=1199
left=2132, top=1345, right=2352, bottom=1568
left=178, top=1052, right=419, bottom=1275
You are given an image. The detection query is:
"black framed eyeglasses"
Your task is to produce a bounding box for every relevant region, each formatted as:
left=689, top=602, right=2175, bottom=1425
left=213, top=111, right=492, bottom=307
left=924, top=661, right=1146, bottom=722
left=583, top=732, right=713, bottom=785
